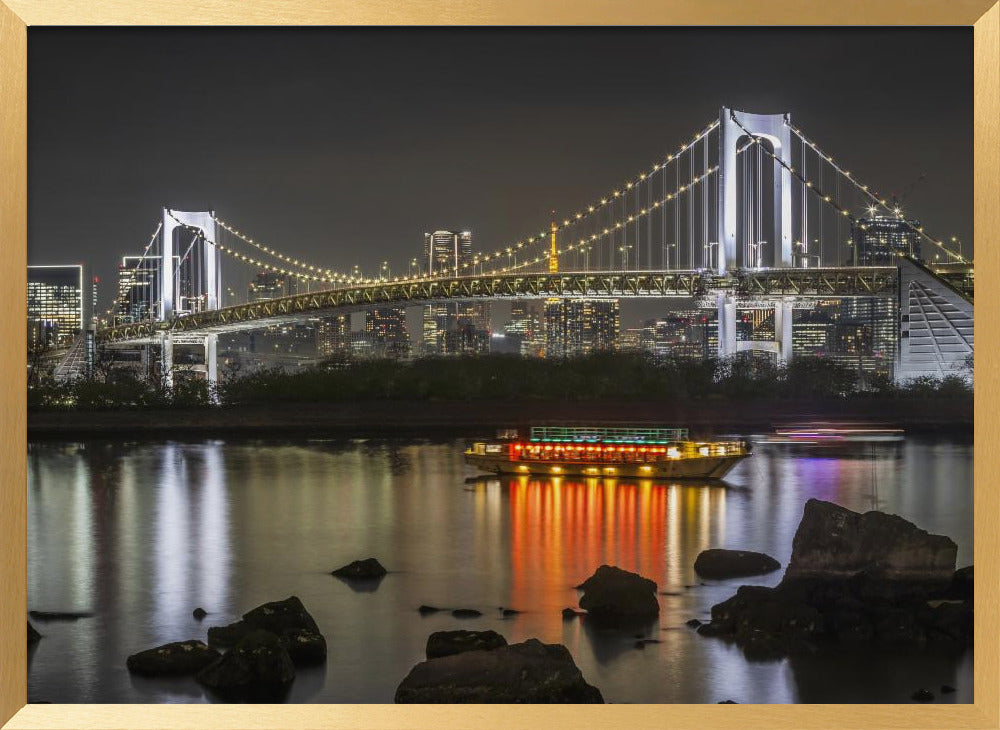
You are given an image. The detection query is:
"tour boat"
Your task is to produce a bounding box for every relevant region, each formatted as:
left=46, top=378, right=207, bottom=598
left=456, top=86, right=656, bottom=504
left=464, top=426, right=751, bottom=480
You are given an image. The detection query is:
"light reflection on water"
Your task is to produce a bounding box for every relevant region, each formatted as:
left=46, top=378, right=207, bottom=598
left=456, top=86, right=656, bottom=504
left=27, top=436, right=973, bottom=704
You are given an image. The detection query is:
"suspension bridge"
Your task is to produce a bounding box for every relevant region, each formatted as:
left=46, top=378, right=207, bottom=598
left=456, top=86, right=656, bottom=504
left=73, top=107, right=973, bottom=389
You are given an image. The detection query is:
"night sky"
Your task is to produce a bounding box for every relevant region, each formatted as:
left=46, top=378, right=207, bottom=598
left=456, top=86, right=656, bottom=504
left=28, top=28, right=972, bottom=320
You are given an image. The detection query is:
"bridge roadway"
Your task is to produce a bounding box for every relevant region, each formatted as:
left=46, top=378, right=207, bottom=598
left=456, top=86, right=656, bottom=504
left=97, top=266, right=905, bottom=345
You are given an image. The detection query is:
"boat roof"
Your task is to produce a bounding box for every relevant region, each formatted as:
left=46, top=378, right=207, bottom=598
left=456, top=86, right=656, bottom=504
left=528, top=426, right=689, bottom=444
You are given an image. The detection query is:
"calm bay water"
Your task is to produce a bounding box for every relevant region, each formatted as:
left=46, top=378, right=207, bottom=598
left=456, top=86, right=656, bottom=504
left=27, top=435, right=974, bottom=704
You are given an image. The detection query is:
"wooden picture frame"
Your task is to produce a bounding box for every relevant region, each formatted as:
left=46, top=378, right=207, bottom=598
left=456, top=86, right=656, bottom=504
left=1, top=2, right=997, bottom=727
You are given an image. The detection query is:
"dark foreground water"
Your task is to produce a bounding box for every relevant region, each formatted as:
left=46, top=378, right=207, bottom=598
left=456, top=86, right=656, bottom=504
left=27, top=435, right=974, bottom=704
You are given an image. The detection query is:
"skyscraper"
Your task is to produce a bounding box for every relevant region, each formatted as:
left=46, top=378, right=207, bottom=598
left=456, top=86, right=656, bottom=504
left=115, top=255, right=164, bottom=324
left=366, top=308, right=409, bottom=358
left=27, top=265, right=91, bottom=348
left=248, top=271, right=294, bottom=302
left=853, top=215, right=922, bottom=265
left=316, top=314, right=351, bottom=357
left=543, top=299, right=619, bottom=358
left=421, top=230, right=490, bottom=355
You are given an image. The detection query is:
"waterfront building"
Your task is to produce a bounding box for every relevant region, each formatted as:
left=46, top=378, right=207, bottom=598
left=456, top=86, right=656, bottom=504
left=853, top=215, right=922, bottom=264
left=115, top=255, right=169, bottom=324
left=27, top=264, right=92, bottom=348
left=504, top=301, right=543, bottom=357
left=543, top=298, right=619, bottom=358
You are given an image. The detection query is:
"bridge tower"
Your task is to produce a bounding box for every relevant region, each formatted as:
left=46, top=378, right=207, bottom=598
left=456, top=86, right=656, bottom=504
left=716, top=107, right=793, bottom=274
left=714, top=108, right=795, bottom=363
left=157, top=208, right=222, bottom=396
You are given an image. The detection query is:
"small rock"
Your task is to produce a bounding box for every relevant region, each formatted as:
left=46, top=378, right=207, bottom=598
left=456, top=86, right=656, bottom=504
left=206, top=596, right=325, bottom=667
left=127, top=640, right=221, bottom=677
left=27, top=622, right=41, bottom=645
left=576, top=565, right=659, bottom=625
left=718, top=699, right=738, bottom=704
left=196, top=630, right=295, bottom=702
left=694, top=549, right=781, bottom=580
left=685, top=618, right=702, bottom=628
left=331, top=557, right=387, bottom=580
left=28, top=611, right=93, bottom=621
left=912, top=688, right=934, bottom=702
left=395, top=638, right=603, bottom=703
left=941, top=685, right=956, bottom=694
left=418, top=605, right=443, bottom=615
left=281, top=628, right=327, bottom=666
left=562, top=608, right=582, bottom=619
left=451, top=609, right=482, bottom=618
left=426, top=630, right=507, bottom=659
left=501, top=608, right=520, bottom=617
left=192, top=607, right=207, bottom=620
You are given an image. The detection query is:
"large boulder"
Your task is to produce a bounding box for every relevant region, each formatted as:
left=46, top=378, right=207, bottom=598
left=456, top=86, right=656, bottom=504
left=206, top=596, right=325, bottom=666
left=126, top=640, right=221, bottom=677
left=694, top=549, right=781, bottom=579
left=196, top=630, right=296, bottom=701
left=27, top=621, right=41, bottom=646
left=395, top=638, right=603, bottom=703
left=426, top=630, right=507, bottom=659
left=785, top=499, right=957, bottom=584
left=576, top=565, right=659, bottom=624
left=696, top=501, right=971, bottom=659
left=331, top=558, right=387, bottom=580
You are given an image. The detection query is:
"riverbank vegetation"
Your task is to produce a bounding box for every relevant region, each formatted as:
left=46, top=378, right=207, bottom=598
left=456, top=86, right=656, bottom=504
left=27, top=352, right=973, bottom=411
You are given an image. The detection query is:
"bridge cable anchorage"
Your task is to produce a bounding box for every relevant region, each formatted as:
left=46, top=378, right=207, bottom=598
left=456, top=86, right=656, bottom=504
left=104, top=220, right=163, bottom=323
left=785, top=123, right=967, bottom=263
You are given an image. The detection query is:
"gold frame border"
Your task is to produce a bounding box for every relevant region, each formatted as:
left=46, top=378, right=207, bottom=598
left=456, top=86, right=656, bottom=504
left=2, top=2, right=997, bottom=728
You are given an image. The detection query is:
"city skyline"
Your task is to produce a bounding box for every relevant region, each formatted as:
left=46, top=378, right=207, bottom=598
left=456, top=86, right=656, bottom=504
left=28, top=28, right=972, bottom=315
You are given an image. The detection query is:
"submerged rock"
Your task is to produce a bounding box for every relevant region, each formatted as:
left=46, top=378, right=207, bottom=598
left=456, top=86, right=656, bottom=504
left=193, top=607, right=208, bottom=620
left=451, top=609, right=482, bottom=618
left=28, top=611, right=93, bottom=621
left=127, top=640, right=221, bottom=677
left=912, top=688, right=935, bottom=702
left=418, top=605, right=444, bottom=615
left=562, top=608, right=584, bottom=620
left=694, top=549, right=780, bottom=580
left=197, top=630, right=295, bottom=702
left=426, top=630, right=507, bottom=659
left=576, top=565, right=659, bottom=624
left=331, top=558, right=387, bottom=580
left=395, top=638, right=603, bottom=703
left=27, top=622, right=41, bottom=645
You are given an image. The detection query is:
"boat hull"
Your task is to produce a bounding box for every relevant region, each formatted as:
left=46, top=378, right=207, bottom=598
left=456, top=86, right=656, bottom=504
left=464, top=453, right=748, bottom=480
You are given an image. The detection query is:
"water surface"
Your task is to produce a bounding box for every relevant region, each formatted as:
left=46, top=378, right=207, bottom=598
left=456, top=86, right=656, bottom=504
left=27, top=435, right=974, bottom=703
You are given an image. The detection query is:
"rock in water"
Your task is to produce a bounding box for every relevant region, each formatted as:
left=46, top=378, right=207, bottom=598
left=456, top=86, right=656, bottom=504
left=694, top=549, right=781, bottom=579
left=127, top=640, right=221, bottom=677
left=395, top=638, right=603, bottom=703
left=426, top=630, right=507, bottom=659
left=450, top=609, right=482, bottom=618
left=576, top=565, right=659, bottom=624
left=331, top=558, right=387, bottom=579
left=196, top=630, right=295, bottom=702
left=27, top=622, right=41, bottom=645
left=562, top=608, right=582, bottom=619
left=192, top=607, right=207, bottom=620
left=418, top=605, right=443, bottom=615
left=206, top=596, right=326, bottom=666
left=785, top=499, right=957, bottom=584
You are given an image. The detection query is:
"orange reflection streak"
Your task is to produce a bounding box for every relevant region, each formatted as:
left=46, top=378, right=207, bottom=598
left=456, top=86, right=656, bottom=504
left=504, top=477, right=728, bottom=635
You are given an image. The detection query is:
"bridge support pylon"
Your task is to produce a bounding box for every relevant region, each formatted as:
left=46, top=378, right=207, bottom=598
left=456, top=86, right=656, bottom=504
left=205, top=333, right=219, bottom=404
left=717, top=293, right=738, bottom=358
left=159, top=332, right=173, bottom=389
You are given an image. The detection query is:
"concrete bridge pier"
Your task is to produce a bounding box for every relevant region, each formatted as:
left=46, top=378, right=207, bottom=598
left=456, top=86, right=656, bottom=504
left=205, top=333, right=219, bottom=404
left=159, top=332, right=173, bottom=389
left=717, top=292, right=738, bottom=358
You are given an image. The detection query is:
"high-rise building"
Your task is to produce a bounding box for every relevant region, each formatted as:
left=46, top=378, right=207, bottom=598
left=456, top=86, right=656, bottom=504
left=27, top=265, right=92, bottom=348
left=853, top=215, right=922, bottom=265
left=115, top=255, right=165, bottom=324
left=420, top=229, right=490, bottom=355
left=316, top=314, right=351, bottom=357
left=424, top=231, right=473, bottom=276
left=543, top=299, right=619, bottom=358
left=505, top=301, right=543, bottom=356
left=248, top=271, right=295, bottom=302
left=366, top=307, right=409, bottom=358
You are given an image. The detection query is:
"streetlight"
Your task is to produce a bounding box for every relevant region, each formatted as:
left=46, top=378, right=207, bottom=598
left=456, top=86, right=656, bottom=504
left=381, top=261, right=390, bottom=281
left=664, top=243, right=677, bottom=270
left=410, top=258, right=419, bottom=278
left=705, top=241, right=720, bottom=270
left=950, top=236, right=963, bottom=259
left=618, top=244, right=633, bottom=272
